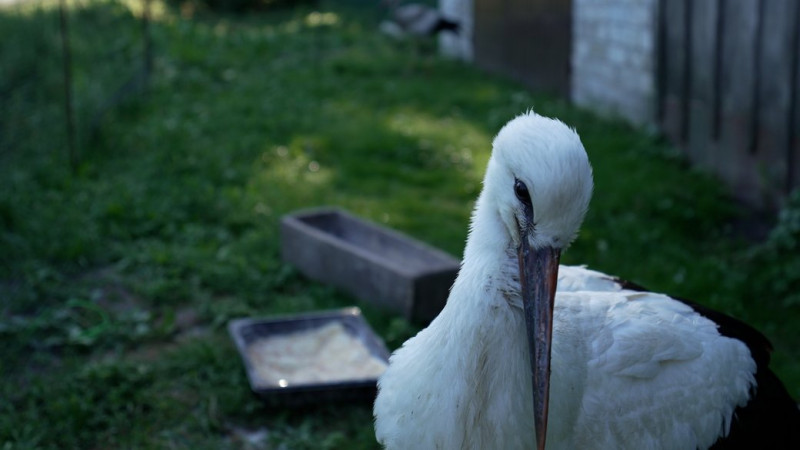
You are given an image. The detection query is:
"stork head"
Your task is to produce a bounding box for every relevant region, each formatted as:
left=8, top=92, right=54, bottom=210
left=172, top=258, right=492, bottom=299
left=484, top=111, right=593, bottom=450
left=484, top=111, right=593, bottom=251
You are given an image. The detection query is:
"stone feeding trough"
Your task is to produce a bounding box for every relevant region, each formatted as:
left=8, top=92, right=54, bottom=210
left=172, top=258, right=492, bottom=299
left=228, top=307, right=390, bottom=405
left=280, top=208, right=460, bottom=323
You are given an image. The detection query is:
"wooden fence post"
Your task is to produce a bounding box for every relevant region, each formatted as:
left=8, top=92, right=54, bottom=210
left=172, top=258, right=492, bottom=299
left=59, top=0, right=78, bottom=173
left=686, top=0, right=720, bottom=169
left=718, top=0, right=760, bottom=202
left=660, top=0, right=689, bottom=144
left=755, top=0, right=798, bottom=202
left=788, top=1, right=800, bottom=193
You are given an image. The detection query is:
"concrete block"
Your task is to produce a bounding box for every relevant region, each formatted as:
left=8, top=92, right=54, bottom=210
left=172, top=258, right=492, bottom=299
left=280, top=208, right=460, bottom=323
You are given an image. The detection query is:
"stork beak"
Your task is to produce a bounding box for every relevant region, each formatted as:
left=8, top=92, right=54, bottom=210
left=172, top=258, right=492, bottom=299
left=518, top=238, right=560, bottom=450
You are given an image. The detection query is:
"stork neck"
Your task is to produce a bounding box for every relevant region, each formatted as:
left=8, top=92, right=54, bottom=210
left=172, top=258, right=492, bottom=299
left=448, top=193, right=519, bottom=312
left=463, top=191, right=513, bottom=266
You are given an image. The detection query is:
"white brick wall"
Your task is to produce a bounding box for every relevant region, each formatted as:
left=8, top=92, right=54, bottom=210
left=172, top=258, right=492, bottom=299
left=438, top=0, right=658, bottom=126
left=571, top=0, right=658, bottom=126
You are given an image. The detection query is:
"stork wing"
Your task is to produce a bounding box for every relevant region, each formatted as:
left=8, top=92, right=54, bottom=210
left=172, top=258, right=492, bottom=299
left=557, top=264, right=773, bottom=366
left=556, top=265, right=800, bottom=449
left=554, top=288, right=755, bottom=449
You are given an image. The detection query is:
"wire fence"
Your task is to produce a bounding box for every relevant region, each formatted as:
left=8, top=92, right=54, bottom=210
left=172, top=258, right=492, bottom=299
left=0, top=0, right=153, bottom=173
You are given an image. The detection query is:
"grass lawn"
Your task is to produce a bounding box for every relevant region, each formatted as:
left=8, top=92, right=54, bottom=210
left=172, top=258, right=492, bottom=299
left=1, top=0, right=799, bottom=448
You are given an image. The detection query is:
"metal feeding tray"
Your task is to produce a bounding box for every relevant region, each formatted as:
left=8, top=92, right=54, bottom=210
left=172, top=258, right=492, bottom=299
left=228, top=307, right=391, bottom=405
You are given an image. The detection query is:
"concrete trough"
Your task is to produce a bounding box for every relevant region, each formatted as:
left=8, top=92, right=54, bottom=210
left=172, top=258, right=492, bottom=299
left=280, top=208, right=460, bottom=323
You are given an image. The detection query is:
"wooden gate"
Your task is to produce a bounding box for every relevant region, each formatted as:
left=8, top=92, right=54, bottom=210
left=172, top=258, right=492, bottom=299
left=658, top=0, right=800, bottom=207
left=473, top=0, right=572, bottom=96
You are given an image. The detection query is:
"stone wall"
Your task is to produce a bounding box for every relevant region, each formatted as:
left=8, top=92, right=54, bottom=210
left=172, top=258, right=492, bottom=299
left=571, top=0, right=658, bottom=126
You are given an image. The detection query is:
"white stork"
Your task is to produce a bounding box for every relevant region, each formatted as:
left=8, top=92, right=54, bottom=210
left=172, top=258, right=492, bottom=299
left=373, top=111, right=800, bottom=449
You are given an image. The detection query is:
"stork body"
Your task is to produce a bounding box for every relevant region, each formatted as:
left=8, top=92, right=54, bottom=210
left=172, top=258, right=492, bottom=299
left=373, top=112, right=800, bottom=449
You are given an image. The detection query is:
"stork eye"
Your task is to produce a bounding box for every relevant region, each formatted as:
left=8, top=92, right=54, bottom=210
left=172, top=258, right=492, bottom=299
left=514, top=179, right=532, bottom=207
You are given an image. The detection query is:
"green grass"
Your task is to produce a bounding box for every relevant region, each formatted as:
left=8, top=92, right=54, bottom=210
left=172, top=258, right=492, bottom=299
left=1, top=1, right=799, bottom=448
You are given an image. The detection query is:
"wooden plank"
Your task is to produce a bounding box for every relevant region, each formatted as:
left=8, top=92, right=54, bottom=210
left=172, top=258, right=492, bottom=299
left=522, top=0, right=571, bottom=94
left=473, top=0, right=509, bottom=77
left=507, top=0, right=534, bottom=83
left=755, top=0, right=798, bottom=202
left=686, top=0, right=720, bottom=168
left=789, top=2, right=800, bottom=193
left=718, top=0, right=760, bottom=202
left=473, top=0, right=571, bottom=96
left=660, top=0, right=688, bottom=144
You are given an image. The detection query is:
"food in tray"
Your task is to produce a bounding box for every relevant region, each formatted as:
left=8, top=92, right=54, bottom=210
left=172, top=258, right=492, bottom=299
left=246, top=322, right=388, bottom=386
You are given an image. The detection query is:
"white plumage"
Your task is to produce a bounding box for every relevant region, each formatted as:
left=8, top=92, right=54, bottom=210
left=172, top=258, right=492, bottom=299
left=374, top=265, right=755, bottom=449
left=372, top=112, right=795, bottom=449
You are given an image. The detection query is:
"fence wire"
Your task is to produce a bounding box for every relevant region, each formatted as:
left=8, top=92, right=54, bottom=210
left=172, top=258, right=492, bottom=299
left=0, top=0, right=152, bottom=172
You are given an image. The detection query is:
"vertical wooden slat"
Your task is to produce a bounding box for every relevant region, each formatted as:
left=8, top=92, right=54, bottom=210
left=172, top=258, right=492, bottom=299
left=718, top=0, right=760, bottom=202
left=750, top=0, right=766, bottom=156
left=660, top=0, right=688, bottom=144
left=712, top=0, right=725, bottom=141
left=789, top=1, right=800, bottom=192
left=755, top=0, right=798, bottom=201
left=686, top=0, right=719, bottom=168
left=680, top=0, right=692, bottom=144
left=655, top=0, right=667, bottom=125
